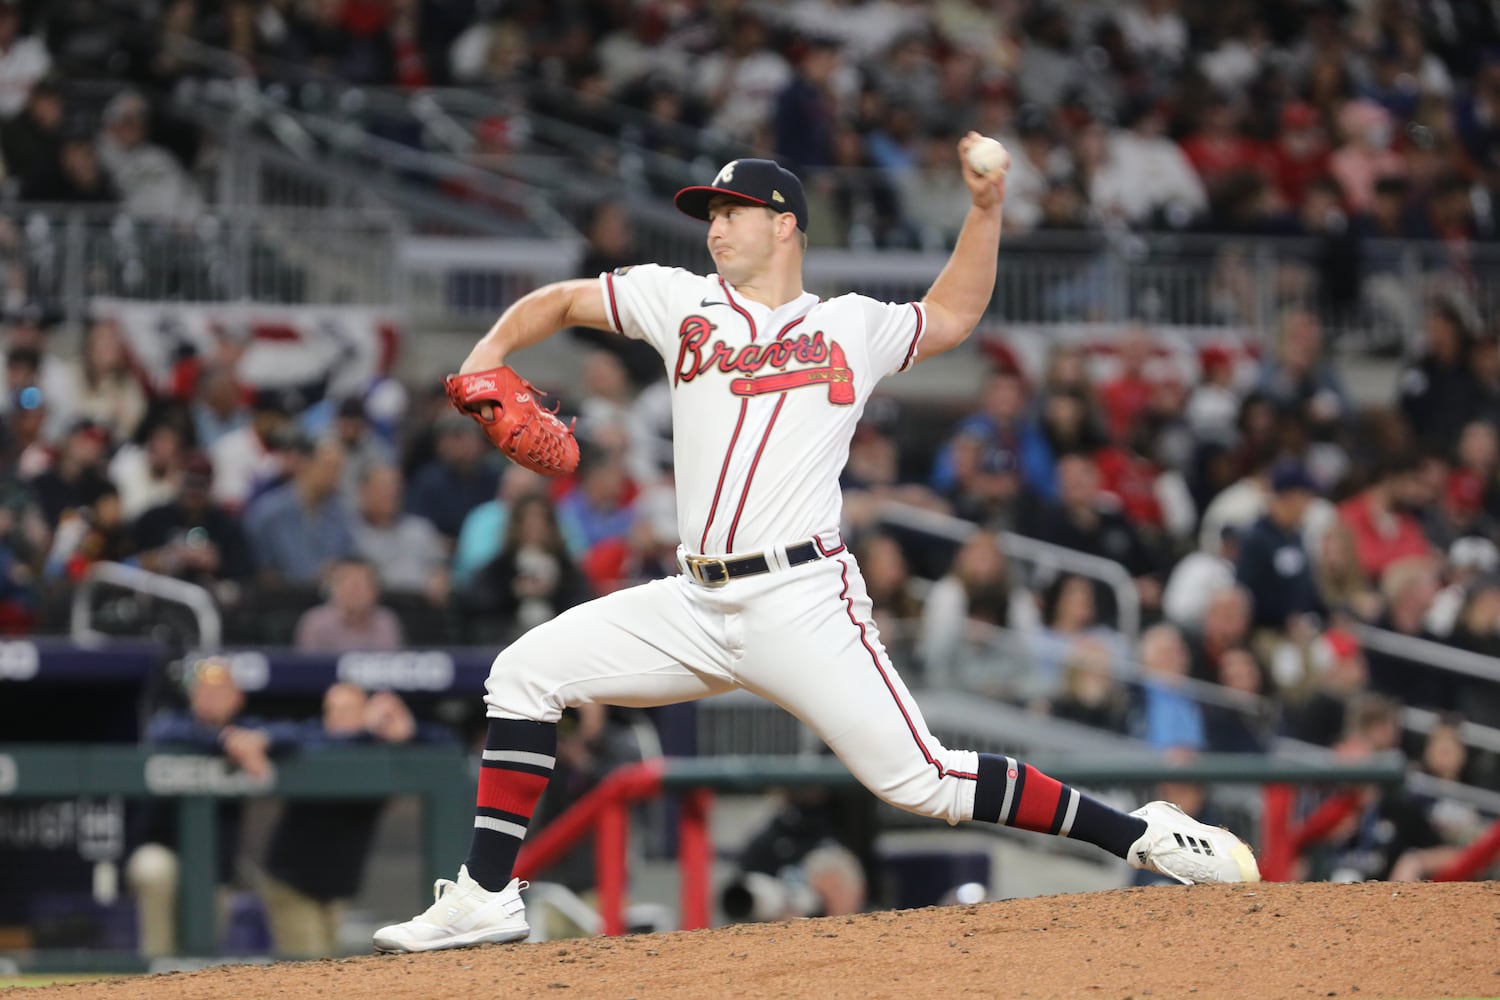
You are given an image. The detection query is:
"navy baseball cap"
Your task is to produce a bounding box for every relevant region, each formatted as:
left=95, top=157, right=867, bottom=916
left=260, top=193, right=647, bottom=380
left=1270, top=457, right=1319, bottom=495
left=674, top=158, right=809, bottom=232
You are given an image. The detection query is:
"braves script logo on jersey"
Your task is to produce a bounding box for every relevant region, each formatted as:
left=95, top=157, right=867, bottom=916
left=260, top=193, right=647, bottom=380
left=673, top=316, right=855, bottom=404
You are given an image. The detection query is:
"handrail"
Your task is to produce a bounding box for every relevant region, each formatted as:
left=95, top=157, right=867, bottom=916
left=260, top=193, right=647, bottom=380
left=69, top=561, right=222, bottom=651
left=876, top=500, right=1142, bottom=640
left=1352, top=624, right=1500, bottom=685
left=1401, top=705, right=1500, bottom=755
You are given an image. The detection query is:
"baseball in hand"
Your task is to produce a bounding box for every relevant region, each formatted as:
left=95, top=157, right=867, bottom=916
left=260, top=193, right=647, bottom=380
left=965, top=136, right=1011, bottom=177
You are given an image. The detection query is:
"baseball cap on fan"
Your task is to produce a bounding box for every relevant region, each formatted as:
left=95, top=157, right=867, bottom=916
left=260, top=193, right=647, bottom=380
left=674, top=158, right=809, bottom=232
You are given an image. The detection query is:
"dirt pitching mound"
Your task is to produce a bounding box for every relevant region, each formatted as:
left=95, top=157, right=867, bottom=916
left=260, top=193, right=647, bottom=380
left=12, top=882, right=1500, bottom=1000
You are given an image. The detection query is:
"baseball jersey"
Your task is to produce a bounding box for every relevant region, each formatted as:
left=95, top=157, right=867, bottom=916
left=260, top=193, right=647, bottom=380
left=600, top=263, right=926, bottom=556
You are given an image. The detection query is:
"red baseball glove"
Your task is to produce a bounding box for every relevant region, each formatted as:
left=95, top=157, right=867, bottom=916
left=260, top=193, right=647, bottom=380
left=444, top=366, right=579, bottom=477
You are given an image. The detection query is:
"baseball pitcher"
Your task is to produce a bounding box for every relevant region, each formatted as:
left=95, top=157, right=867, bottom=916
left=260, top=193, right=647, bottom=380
left=374, top=134, right=1258, bottom=954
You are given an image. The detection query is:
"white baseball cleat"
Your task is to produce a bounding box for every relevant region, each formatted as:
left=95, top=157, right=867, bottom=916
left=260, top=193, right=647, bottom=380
left=1126, top=801, right=1261, bottom=885
left=373, top=866, right=530, bottom=953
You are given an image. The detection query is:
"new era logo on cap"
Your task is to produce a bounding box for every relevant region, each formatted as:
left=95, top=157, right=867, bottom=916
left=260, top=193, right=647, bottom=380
left=674, top=158, right=809, bottom=232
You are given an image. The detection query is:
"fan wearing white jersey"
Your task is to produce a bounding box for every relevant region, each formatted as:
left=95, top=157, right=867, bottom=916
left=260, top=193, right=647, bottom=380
left=374, top=136, right=1259, bottom=954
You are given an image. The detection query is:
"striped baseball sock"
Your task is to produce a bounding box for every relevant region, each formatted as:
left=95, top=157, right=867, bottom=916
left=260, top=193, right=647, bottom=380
left=973, top=754, right=1147, bottom=859
left=464, top=718, right=557, bottom=891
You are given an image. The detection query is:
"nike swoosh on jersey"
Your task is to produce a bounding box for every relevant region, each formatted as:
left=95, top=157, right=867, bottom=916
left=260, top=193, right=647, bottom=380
left=700, top=298, right=726, bottom=308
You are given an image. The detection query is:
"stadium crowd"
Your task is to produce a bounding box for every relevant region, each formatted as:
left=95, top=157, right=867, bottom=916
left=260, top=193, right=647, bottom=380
left=0, top=1, right=1496, bottom=914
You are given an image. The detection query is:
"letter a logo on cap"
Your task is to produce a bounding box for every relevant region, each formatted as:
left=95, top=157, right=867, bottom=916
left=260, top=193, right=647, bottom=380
left=714, top=161, right=737, bottom=185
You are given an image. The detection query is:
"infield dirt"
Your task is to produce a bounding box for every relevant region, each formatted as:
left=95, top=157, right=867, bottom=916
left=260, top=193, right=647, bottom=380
left=7, top=881, right=1499, bottom=999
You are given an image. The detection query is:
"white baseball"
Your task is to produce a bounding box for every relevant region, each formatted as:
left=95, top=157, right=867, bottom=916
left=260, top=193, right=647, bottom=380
left=965, top=136, right=1011, bottom=177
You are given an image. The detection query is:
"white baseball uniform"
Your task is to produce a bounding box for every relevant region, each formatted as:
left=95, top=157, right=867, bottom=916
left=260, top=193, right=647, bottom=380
left=483, top=263, right=981, bottom=824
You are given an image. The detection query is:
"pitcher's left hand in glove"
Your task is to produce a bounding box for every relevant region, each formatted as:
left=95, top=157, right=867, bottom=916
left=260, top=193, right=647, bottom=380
left=445, top=366, right=579, bottom=476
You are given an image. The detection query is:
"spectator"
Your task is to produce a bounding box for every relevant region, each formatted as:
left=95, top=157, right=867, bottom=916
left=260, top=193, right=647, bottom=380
left=1311, top=517, right=1383, bottom=622
left=1, top=72, right=61, bottom=183
left=916, top=530, right=1033, bottom=691
left=0, top=0, right=51, bottom=120
left=108, top=418, right=186, bottom=521
left=1411, top=718, right=1486, bottom=846
left=1026, top=572, right=1127, bottom=700
left=293, top=557, right=403, bottom=652
left=852, top=532, right=923, bottom=644
left=134, top=450, right=252, bottom=592
left=1135, top=623, right=1205, bottom=753
left=579, top=481, right=678, bottom=596
left=695, top=10, right=790, bottom=144
left=28, top=417, right=110, bottom=527
left=1255, top=309, right=1349, bottom=439
left=259, top=686, right=455, bottom=958
left=1047, top=635, right=1131, bottom=734
left=406, top=415, right=501, bottom=543
left=1162, top=525, right=1238, bottom=630
left=328, top=395, right=395, bottom=500
left=1015, top=6, right=1079, bottom=111
left=1397, top=299, right=1478, bottom=449
left=1426, top=537, right=1500, bottom=638
left=569, top=201, right=660, bottom=388
left=96, top=90, right=203, bottom=222
left=556, top=444, right=636, bottom=554
left=466, top=494, right=590, bottom=642
left=21, top=125, right=117, bottom=204
left=351, top=463, right=447, bottom=604
left=1020, top=453, right=1161, bottom=615
left=774, top=35, right=841, bottom=170
left=1186, top=586, right=1252, bottom=684
left=1329, top=98, right=1406, bottom=213
left=574, top=350, right=660, bottom=486
left=1337, top=453, right=1435, bottom=582
left=72, top=316, right=147, bottom=447
left=211, top=386, right=295, bottom=512
left=44, top=482, right=131, bottom=582
left=125, top=658, right=292, bottom=957
left=1323, top=694, right=1454, bottom=883
left=1204, top=647, right=1272, bottom=753
left=1180, top=96, right=1262, bottom=198
left=1235, top=458, right=1324, bottom=632
left=930, top=367, right=1049, bottom=521
left=244, top=438, right=355, bottom=586
left=1288, top=627, right=1370, bottom=747
left=452, top=464, right=561, bottom=589
left=1264, top=101, right=1332, bottom=209
left=1098, top=326, right=1157, bottom=443
left=1368, top=556, right=1447, bottom=709
left=192, top=364, right=250, bottom=452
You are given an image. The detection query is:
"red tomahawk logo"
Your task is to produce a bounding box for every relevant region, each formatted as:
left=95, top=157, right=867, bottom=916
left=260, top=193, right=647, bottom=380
left=730, top=343, right=855, bottom=405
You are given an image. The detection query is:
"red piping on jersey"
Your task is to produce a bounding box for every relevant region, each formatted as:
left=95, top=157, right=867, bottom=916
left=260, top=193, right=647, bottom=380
left=723, top=315, right=807, bottom=552
left=719, top=277, right=757, bottom=342
left=834, top=557, right=977, bottom=782
left=724, top=393, right=786, bottom=552
left=814, top=535, right=846, bottom=557
left=899, top=303, right=924, bottom=372
left=699, top=398, right=747, bottom=552
left=604, top=271, right=624, bottom=334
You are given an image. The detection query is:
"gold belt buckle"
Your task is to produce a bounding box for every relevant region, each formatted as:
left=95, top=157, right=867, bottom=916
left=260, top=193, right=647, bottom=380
left=686, top=554, right=730, bottom=588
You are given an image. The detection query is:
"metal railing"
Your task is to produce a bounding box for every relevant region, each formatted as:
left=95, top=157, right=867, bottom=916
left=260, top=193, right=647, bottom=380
left=875, top=500, right=1142, bottom=639
left=69, top=561, right=222, bottom=651
left=1353, top=623, right=1500, bottom=686
left=3, top=202, right=403, bottom=323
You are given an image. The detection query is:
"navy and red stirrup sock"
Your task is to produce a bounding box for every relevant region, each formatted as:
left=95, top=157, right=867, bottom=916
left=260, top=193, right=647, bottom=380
left=973, top=753, right=1147, bottom=859
left=464, top=718, right=557, bottom=891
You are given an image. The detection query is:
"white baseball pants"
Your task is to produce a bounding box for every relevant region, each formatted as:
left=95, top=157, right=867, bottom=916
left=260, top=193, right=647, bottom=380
left=483, top=549, right=981, bottom=825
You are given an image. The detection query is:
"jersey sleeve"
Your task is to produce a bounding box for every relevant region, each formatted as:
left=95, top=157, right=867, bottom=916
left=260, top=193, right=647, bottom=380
left=597, top=263, right=690, bottom=360
left=852, top=295, right=927, bottom=378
